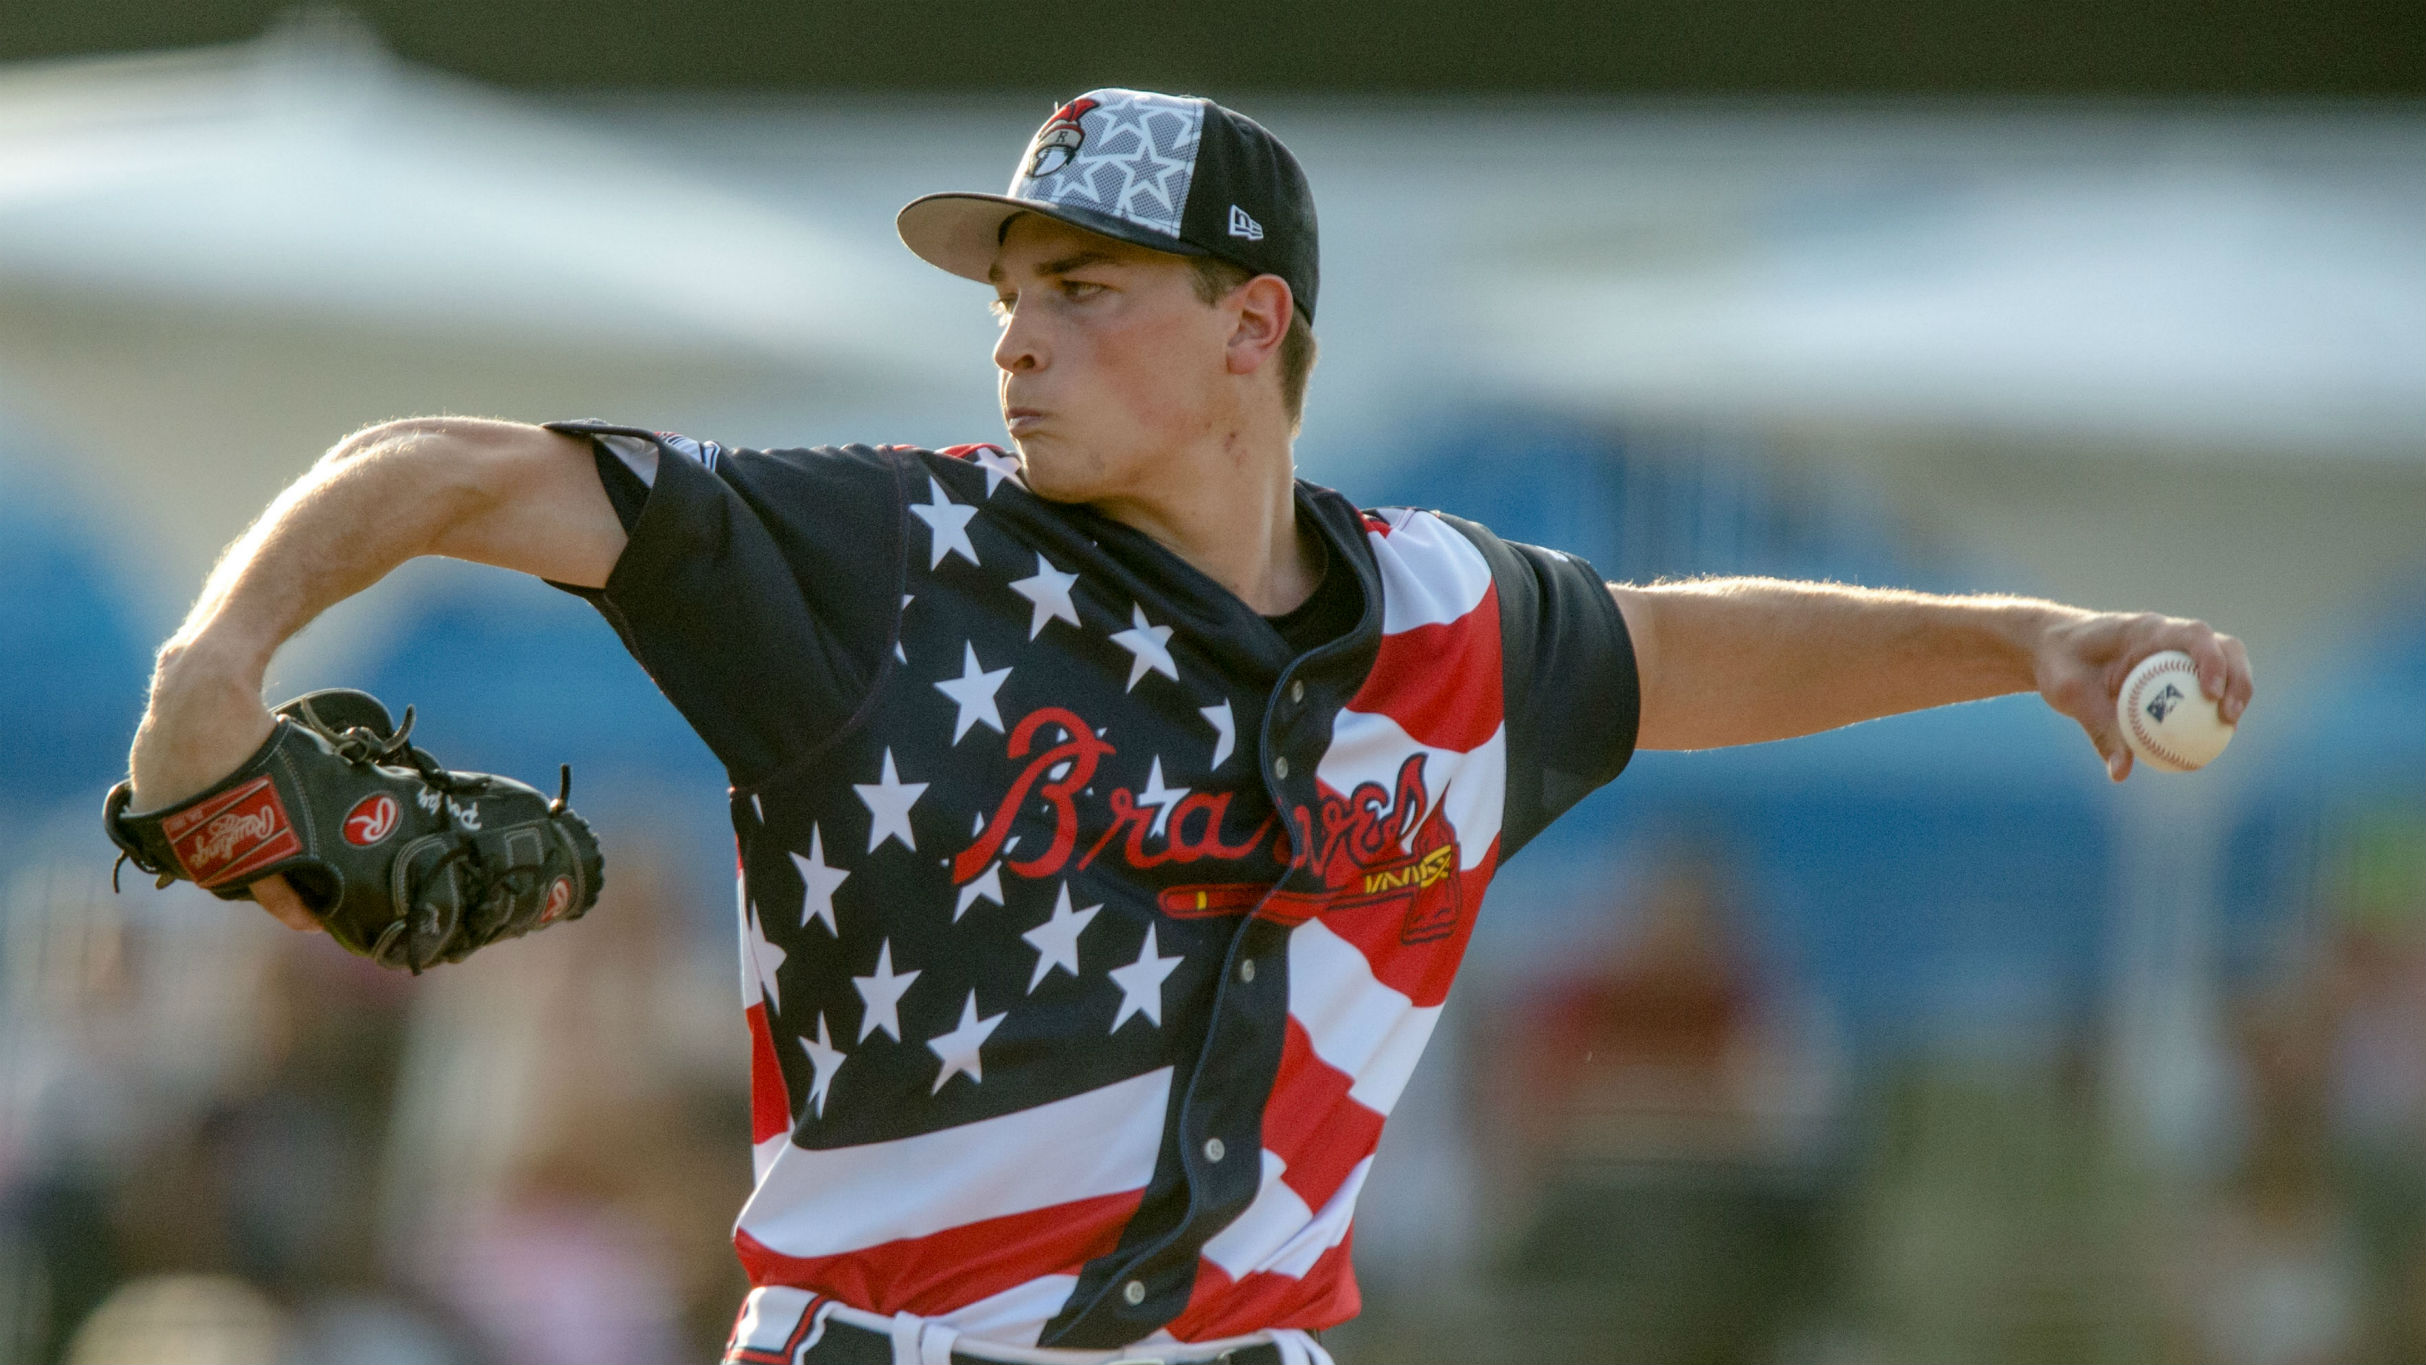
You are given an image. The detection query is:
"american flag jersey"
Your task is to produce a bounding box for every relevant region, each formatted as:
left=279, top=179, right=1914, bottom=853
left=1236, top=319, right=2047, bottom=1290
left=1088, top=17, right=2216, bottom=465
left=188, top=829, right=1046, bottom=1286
left=546, top=422, right=1639, bottom=1355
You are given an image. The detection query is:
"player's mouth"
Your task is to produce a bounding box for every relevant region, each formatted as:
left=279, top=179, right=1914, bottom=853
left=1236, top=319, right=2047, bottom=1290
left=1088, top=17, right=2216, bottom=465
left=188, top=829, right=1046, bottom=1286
left=1003, top=407, right=1046, bottom=434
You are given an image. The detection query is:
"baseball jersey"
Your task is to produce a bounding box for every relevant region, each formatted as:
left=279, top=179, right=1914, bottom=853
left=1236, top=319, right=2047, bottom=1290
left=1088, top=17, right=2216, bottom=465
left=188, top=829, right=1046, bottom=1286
left=546, top=421, right=1639, bottom=1355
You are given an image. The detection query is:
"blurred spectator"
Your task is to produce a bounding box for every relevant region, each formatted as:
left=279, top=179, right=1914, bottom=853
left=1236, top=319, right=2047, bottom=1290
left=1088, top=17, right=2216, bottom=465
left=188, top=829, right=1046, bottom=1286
left=1485, top=843, right=1844, bottom=1363
left=2171, top=981, right=2365, bottom=1365
left=391, top=844, right=749, bottom=1363
left=61, top=1272, right=286, bottom=1364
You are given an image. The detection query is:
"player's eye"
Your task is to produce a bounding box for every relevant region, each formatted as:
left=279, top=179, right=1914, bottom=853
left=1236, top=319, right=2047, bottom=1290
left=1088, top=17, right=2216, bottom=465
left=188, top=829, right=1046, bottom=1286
left=1058, top=279, right=1106, bottom=300
left=988, top=296, right=1014, bottom=321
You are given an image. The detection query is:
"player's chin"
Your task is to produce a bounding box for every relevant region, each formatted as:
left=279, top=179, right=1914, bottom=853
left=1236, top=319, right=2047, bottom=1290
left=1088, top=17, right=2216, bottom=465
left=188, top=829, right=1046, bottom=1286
left=1012, top=439, right=1107, bottom=505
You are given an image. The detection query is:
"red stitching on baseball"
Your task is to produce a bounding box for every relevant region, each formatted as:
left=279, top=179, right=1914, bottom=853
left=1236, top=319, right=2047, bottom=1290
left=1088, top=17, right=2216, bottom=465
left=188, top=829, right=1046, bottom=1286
left=2125, top=659, right=2201, bottom=770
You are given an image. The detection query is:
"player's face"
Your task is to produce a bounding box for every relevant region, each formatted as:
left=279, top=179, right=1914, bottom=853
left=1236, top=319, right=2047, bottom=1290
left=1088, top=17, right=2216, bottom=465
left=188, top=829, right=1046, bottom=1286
left=988, top=216, right=1239, bottom=504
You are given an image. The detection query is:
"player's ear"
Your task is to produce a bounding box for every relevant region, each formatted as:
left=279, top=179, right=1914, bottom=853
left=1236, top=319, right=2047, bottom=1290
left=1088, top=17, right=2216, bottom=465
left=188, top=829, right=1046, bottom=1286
left=1223, top=275, right=1293, bottom=377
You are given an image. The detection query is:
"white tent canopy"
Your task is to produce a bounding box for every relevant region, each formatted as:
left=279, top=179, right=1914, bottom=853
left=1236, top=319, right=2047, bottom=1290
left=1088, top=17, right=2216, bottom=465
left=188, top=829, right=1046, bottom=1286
left=0, top=16, right=950, bottom=379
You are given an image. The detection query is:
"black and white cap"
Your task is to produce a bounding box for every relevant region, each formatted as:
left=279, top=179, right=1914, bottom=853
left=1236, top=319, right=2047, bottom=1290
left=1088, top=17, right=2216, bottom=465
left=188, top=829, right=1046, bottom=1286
left=898, top=89, right=1321, bottom=323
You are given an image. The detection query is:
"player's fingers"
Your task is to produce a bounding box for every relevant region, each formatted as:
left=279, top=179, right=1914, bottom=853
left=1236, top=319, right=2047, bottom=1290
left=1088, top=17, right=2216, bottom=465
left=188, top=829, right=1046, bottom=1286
left=2049, top=670, right=2134, bottom=782
left=2082, top=711, right=2134, bottom=782
left=252, top=874, right=322, bottom=933
left=2191, top=636, right=2232, bottom=702
left=2219, top=634, right=2254, bottom=724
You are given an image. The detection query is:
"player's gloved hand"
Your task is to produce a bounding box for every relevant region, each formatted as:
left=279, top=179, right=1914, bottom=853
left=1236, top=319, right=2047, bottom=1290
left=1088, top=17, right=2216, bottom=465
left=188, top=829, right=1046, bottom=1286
left=2032, top=610, right=2253, bottom=781
left=104, top=689, right=603, bottom=972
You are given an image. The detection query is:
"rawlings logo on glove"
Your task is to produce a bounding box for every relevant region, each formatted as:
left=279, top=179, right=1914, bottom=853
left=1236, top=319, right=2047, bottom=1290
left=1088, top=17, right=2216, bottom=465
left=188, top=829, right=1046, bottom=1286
left=104, top=689, right=604, bottom=973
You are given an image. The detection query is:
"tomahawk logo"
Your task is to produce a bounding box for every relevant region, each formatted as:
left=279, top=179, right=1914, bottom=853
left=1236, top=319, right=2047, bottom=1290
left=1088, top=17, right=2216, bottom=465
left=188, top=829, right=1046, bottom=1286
left=1227, top=205, right=1264, bottom=241
left=1026, top=97, right=1099, bottom=178
left=2146, top=682, right=2185, bottom=723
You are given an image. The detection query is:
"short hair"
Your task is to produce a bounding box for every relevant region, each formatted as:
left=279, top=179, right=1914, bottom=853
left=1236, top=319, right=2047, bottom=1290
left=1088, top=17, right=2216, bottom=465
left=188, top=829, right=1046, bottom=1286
left=1187, top=256, right=1318, bottom=432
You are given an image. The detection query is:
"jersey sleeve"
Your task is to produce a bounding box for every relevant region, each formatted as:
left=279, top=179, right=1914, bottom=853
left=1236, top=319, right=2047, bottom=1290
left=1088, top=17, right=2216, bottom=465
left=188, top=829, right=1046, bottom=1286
left=543, top=419, right=908, bottom=787
left=1438, top=514, right=1640, bottom=861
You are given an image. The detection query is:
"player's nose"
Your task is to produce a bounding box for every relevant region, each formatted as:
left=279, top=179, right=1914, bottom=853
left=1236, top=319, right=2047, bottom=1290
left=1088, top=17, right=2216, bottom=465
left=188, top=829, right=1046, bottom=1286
left=992, top=304, right=1044, bottom=374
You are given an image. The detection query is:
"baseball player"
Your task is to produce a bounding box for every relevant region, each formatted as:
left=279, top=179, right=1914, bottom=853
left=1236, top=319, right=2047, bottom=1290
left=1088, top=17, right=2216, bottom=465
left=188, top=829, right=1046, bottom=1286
left=117, top=90, right=2252, bottom=1364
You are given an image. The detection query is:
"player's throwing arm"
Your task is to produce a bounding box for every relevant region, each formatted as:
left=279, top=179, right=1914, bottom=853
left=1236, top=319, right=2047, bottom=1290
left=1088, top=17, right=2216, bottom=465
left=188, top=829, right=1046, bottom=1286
left=1612, top=579, right=2251, bottom=780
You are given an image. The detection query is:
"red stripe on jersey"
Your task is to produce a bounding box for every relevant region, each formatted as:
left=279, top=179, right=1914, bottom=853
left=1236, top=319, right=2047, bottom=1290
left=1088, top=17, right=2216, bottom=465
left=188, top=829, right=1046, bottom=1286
left=937, top=443, right=1003, bottom=461
left=734, top=1187, right=1139, bottom=1317
left=1301, top=836, right=1498, bottom=1010
left=1345, top=585, right=1503, bottom=754
left=1168, top=1236, right=1361, bottom=1341
left=746, top=1003, right=791, bottom=1145
left=1265, top=1020, right=1384, bottom=1212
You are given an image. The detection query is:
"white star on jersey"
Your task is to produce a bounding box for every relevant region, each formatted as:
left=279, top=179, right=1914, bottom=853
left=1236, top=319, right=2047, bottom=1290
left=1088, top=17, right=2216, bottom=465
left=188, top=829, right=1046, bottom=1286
left=954, top=860, right=1005, bottom=922
left=909, top=476, right=980, bottom=569
left=934, top=643, right=1012, bottom=743
left=1008, top=552, right=1081, bottom=640
left=853, top=939, right=920, bottom=1043
left=1109, top=925, right=1182, bottom=1031
left=854, top=749, right=927, bottom=852
left=1021, top=882, right=1102, bottom=992
left=1110, top=604, right=1179, bottom=691
left=747, top=899, right=788, bottom=1012
left=928, top=990, right=1006, bottom=1093
left=1134, top=756, right=1190, bottom=839
left=971, top=446, right=1024, bottom=496
left=1200, top=700, right=1237, bottom=771
left=790, top=825, right=848, bottom=936
left=799, top=1013, right=846, bottom=1117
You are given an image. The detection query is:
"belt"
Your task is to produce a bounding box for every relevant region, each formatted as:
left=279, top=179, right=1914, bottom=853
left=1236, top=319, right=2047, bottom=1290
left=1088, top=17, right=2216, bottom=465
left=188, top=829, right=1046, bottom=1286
left=793, top=1304, right=1291, bottom=1365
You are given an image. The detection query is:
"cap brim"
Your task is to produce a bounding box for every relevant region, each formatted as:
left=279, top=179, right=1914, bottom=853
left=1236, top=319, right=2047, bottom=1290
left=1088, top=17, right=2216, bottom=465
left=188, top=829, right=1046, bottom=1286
left=897, top=192, right=1209, bottom=285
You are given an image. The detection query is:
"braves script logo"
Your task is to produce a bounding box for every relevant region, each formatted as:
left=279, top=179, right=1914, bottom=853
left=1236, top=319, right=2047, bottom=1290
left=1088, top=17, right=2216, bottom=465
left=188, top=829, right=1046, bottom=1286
left=2146, top=682, right=2184, bottom=723
left=344, top=793, right=400, bottom=847
left=162, top=776, right=303, bottom=889
left=1026, top=97, right=1099, bottom=178
left=953, top=707, right=1464, bottom=942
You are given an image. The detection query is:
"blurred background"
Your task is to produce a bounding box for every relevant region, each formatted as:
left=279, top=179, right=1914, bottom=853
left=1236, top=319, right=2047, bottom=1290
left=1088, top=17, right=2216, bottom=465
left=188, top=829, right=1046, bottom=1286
left=1, top=3, right=2421, bottom=1361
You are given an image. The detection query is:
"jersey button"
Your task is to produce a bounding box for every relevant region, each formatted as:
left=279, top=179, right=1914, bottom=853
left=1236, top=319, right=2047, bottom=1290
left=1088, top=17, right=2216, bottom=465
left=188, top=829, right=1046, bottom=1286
left=1273, top=756, right=1290, bottom=779
left=1204, top=1137, right=1226, bottom=1163
left=1123, top=1280, right=1147, bottom=1306
left=1289, top=680, right=1305, bottom=704
left=1238, top=959, right=1256, bottom=984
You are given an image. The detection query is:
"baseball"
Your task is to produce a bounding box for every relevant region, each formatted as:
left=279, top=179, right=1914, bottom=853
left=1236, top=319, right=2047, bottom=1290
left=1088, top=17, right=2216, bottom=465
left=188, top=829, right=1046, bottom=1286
left=2117, top=649, right=2234, bottom=773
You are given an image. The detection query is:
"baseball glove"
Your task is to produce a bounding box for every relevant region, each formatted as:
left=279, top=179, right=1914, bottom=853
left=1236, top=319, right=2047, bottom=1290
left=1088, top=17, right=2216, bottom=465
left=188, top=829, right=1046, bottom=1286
left=103, top=689, right=603, bottom=973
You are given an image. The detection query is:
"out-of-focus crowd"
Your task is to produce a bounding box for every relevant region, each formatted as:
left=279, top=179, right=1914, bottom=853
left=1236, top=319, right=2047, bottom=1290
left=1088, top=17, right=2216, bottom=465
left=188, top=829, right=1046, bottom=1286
left=1340, top=825, right=2426, bottom=1365
left=8, top=809, right=2426, bottom=1364
left=0, top=819, right=750, bottom=1364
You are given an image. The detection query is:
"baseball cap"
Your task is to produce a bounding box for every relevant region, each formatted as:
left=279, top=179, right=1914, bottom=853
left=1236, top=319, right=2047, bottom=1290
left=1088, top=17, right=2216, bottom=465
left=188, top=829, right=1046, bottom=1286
left=898, top=89, right=1320, bottom=323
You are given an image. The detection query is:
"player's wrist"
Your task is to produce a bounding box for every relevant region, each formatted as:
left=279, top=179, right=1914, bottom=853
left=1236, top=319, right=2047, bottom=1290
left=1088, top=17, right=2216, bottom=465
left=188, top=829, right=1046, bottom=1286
left=131, top=642, right=277, bottom=810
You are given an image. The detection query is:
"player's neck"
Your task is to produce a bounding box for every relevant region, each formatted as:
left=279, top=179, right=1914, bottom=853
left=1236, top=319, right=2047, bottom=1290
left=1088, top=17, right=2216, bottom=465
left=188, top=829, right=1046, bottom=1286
left=1089, top=425, right=1317, bottom=618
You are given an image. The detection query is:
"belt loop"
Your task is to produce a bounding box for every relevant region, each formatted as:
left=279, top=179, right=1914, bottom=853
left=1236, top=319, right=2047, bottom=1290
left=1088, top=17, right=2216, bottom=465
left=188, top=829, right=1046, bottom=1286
left=917, top=1320, right=960, bottom=1365
left=889, top=1312, right=922, bottom=1365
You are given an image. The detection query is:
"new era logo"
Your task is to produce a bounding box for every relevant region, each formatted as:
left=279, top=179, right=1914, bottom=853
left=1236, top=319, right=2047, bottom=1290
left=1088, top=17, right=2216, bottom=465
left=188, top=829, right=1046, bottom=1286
left=1227, top=205, right=1264, bottom=241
